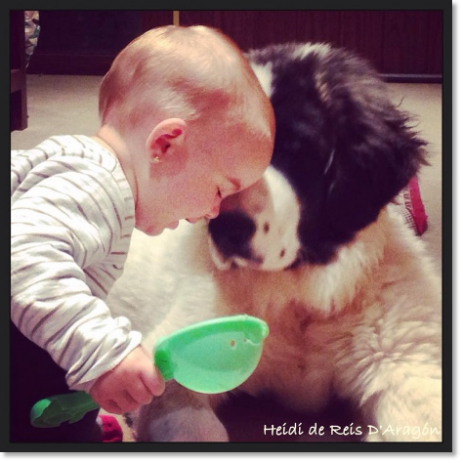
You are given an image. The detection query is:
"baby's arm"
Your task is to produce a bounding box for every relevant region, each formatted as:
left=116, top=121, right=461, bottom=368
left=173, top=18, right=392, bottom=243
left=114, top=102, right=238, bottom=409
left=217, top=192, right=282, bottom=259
left=11, top=158, right=163, bottom=407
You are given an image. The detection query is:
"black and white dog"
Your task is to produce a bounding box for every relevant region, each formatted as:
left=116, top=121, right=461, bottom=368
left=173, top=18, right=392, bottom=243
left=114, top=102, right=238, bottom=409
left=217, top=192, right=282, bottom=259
left=107, top=43, right=441, bottom=442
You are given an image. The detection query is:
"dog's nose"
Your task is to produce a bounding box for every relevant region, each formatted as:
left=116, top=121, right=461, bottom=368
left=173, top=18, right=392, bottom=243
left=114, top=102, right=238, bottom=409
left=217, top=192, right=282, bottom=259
left=208, top=211, right=256, bottom=259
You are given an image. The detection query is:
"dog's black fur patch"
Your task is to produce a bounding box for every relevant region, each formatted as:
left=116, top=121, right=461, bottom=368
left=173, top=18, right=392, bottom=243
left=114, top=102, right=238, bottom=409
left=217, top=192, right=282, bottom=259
left=211, top=43, right=427, bottom=264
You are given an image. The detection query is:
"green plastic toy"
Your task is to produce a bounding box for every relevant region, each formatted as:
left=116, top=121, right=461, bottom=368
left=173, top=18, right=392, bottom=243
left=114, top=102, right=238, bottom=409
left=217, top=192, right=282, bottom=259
left=30, top=314, right=269, bottom=428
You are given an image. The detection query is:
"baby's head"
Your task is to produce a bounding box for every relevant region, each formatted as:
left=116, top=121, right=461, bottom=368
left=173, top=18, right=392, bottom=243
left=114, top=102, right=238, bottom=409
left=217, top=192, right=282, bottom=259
left=99, top=25, right=273, bottom=137
left=98, top=25, right=275, bottom=235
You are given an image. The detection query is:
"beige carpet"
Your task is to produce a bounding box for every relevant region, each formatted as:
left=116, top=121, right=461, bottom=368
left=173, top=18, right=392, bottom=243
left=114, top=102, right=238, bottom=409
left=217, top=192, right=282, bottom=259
left=11, top=75, right=443, bottom=442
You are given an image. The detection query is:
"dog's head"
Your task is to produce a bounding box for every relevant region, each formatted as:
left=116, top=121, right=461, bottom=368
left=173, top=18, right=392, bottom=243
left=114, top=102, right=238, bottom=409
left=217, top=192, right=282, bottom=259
left=208, top=166, right=301, bottom=271
left=208, top=42, right=427, bottom=271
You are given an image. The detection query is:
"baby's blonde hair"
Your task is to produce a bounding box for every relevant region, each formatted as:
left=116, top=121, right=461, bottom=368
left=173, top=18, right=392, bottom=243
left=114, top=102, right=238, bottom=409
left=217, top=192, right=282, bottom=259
left=99, top=25, right=273, bottom=140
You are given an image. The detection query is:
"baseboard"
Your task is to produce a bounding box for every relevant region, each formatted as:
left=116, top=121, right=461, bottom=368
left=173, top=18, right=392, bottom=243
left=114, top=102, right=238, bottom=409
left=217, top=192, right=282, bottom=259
left=381, top=74, right=442, bottom=84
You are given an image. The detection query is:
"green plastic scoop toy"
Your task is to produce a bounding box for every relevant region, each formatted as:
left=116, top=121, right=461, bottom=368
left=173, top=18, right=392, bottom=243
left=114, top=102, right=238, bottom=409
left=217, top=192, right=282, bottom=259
left=30, top=314, right=269, bottom=428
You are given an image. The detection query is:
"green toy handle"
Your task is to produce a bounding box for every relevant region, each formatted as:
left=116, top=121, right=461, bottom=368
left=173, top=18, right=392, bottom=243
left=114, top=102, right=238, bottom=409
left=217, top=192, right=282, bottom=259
left=30, top=391, right=99, bottom=428
left=30, top=357, right=174, bottom=429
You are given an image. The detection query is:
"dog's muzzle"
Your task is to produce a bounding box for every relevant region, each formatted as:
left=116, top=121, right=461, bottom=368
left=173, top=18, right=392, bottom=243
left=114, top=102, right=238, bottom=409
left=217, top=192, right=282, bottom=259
left=208, top=211, right=256, bottom=261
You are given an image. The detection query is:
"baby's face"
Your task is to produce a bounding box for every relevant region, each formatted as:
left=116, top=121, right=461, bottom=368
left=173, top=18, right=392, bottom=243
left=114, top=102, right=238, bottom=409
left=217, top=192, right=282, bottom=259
left=136, top=127, right=273, bottom=236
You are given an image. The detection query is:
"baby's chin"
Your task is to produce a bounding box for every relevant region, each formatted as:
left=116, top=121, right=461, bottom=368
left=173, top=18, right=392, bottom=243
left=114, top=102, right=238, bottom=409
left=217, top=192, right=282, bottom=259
left=136, top=223, right=166, bottom=237
left=166, top=221, right=179, bottom=230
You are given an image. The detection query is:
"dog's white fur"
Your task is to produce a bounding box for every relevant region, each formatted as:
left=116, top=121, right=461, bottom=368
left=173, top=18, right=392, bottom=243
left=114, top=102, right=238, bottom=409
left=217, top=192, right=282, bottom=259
left=107, top=166, right=441, bottom=442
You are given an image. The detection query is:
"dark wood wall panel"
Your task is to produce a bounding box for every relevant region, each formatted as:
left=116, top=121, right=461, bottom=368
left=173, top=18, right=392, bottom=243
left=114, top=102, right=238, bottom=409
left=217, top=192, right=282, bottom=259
left=25, top=10, right=442, bottom=80
left=28, top=10, right=172, bottom=75
left=383, top=11, right=429, bottom=75
left=179, top=10, right=344, bottom=50
left=180, top=11, right=254, bottom=49
left=141, top=11, right=174, bottom=32
left=179, top=10, right=441, bottom=79
left=427, top=11, right=443, bottom=74
left=338, top=11, right=384, bottom=71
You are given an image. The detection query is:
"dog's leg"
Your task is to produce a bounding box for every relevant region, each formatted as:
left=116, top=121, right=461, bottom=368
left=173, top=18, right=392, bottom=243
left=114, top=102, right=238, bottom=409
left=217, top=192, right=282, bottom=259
left=332, top=294, right=442, bottom=443
left=133, top=381, right=229, bottom=442
left=361, top=374, right=442, bottom=442
left=335, top=318, right=442, bottom=442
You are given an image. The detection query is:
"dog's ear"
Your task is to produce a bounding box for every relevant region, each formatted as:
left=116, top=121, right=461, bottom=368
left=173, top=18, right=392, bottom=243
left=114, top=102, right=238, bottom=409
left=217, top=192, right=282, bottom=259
left=323, top=52, right=428, bottom=236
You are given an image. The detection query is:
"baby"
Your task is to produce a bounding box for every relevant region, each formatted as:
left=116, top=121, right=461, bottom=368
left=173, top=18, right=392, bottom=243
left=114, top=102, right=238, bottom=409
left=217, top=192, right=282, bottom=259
left=11, top=25, right=274, bottom=442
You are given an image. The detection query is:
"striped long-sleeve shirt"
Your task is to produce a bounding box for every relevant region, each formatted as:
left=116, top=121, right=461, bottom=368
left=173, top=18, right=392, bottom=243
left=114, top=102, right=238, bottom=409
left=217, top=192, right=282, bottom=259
left=11, top=135, right=142, bottom=392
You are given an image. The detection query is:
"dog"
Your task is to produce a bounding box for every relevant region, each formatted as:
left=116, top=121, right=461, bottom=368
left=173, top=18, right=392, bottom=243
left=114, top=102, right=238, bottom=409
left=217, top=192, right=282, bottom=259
left=106, top=42, right=442, bottom=442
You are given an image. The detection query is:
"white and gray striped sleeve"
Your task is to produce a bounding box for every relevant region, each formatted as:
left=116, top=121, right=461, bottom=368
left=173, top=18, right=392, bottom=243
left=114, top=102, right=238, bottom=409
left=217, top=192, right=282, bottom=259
left=11, top=159, right=141, bottom=392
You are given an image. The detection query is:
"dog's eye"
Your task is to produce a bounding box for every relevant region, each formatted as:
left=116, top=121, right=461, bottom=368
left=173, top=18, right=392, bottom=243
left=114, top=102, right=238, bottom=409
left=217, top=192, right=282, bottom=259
left=263, top=222, right=270, bottom=233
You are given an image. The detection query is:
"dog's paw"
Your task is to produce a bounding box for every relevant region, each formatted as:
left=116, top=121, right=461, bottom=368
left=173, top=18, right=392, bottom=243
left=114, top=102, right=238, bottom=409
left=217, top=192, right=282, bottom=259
left=134, top=382, right=229, bottom=442
left=138, top=404, right=229, bottom=442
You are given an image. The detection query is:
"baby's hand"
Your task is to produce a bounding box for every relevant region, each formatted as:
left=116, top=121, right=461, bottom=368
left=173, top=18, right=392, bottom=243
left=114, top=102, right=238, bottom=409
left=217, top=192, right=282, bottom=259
left=89, top=346, right=165, bottom=414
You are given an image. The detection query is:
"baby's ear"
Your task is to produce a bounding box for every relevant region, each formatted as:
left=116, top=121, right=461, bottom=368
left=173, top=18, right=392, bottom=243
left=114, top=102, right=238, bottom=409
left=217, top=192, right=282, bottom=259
left=145, top=118, right=187, bottom=163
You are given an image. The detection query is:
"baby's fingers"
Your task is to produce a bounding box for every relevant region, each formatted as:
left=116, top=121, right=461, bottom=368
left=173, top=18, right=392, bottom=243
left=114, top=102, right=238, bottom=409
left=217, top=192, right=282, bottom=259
left=97, top=399, right=122, bottom=415
left=140, top=366, right=165, bottom=397
left=127, top=379, right=155, bottom=405
left=115, top=390, right=141, bottom=412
